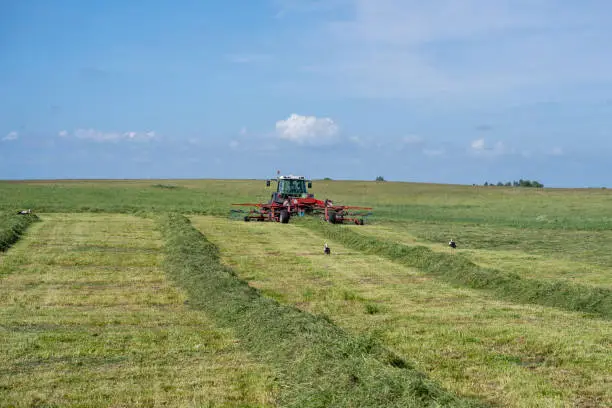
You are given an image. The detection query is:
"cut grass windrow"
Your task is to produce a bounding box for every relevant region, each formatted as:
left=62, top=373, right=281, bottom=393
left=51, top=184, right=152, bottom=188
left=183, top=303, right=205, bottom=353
left=0, top=213, right=39, bottom=252
left=158, top=213, right=486, bottom=408
left=302, top=221, right=612, bottom=319
left=193, top=216, right=612, bottom=407
left=1, top=213, right=274, bottom=407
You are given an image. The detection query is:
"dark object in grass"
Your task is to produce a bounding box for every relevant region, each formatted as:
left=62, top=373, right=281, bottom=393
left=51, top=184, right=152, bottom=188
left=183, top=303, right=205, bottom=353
left=17, top=209, right=32, bottom=215
left=324, top=242, right=331, bottom=255
left=449, top=239, right=456, bottom=248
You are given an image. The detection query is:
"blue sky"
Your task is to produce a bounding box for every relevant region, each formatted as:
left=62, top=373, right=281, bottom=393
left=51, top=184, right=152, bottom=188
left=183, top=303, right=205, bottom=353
left=2, top=0, right=612, bottom=187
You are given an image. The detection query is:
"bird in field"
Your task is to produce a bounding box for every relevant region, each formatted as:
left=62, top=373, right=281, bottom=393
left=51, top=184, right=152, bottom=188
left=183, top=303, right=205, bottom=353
left=448, top=239, right=456, bottom=249
left=324, top=242, right=331, bottom=255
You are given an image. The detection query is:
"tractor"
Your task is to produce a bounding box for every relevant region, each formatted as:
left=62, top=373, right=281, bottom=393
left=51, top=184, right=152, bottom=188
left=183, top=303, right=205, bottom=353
left=231, top=174, right=372, bottom=225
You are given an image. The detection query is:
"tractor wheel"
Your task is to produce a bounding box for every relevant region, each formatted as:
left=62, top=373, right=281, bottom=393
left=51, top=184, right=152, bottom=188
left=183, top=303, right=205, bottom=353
left=279, top=209, right=290, bottom=224
left=327, top=211, right=337, bottom=224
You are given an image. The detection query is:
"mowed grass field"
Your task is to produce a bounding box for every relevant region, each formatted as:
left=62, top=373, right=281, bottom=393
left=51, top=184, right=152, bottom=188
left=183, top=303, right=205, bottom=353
left=1, top=179, right=611, bottom=407
left=192, top=216, right=611, bottom=407
left=357, top=222, right=612, bottom=288
left=0, top=213, right=274, bottom=407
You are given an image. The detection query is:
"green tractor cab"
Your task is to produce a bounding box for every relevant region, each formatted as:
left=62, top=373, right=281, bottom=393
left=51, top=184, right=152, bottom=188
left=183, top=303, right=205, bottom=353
left=267, top=175, right=314, bottom=203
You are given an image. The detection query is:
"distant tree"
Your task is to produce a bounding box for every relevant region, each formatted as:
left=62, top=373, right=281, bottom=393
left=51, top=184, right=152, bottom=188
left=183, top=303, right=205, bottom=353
left=495, top=179, right=543, bottom=188
left=497, top=182, right=504, bottom=186
left=323, top=177, right=332, bottom=181
left=484, top=181, right=489, bottom=186
left=376, top=176, right=386, bottom=182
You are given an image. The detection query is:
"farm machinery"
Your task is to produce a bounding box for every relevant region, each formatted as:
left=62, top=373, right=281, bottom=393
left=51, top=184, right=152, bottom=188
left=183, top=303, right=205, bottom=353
left=230, top=174, right=372, bottom=225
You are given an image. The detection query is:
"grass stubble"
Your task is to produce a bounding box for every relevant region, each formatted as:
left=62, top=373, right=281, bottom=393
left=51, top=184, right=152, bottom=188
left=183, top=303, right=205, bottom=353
left=0, top=213, right=274, bottom=407
left=192, top=216, right=612, bottom=408
left=361, top=221, right=612, bottom=288
left=302, top=221, right=611, bottom=320
left=2, top=179, right=612, bottom=407
left=161, top=213, right=484, bottom=408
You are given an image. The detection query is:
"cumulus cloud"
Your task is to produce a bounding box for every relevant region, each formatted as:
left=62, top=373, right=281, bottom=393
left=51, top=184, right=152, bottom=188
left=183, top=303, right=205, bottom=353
left=470, top=138, right=509, bottom=156
left=61, top=129, right=157, bottom=142
left=2, top=131, right=18, bottom=141
left=275, top=113, right=339, bottom=145
left=471, top=138, right=485, bottom=150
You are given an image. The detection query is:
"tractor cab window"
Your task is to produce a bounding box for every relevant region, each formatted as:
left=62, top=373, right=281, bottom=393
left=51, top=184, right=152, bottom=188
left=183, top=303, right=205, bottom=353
left=279, top=179, right=307, bottom=195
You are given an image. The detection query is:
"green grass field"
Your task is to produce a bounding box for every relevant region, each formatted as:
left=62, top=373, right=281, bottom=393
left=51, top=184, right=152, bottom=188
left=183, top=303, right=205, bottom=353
left=2, top=179, right=612, bottom=229
left=1, top=179, right=611, bottom=407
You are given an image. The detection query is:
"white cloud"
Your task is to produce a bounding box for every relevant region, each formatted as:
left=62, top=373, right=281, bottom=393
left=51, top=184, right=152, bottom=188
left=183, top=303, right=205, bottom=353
left=124, top=131, right=156, bottom=140
left=470, top=138, right=509, bottom=156
left=275, top=113, right=340, bottom=145
left=471, top=138, right=485, bottom=150
left=63, top=129, right=157, bottom=142
left=239, top=126, right=248, bottom=136
left=286, top=1, right=612, bottom=101
left=74, top=129, right=120, bottom=141
left=2, top=131, right=18, bottom=141
left=229, top=140, right=240, bottom=149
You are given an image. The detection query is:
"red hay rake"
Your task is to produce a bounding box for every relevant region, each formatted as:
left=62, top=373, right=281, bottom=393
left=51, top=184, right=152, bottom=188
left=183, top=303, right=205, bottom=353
left=230, top=175, right=372, bottom=225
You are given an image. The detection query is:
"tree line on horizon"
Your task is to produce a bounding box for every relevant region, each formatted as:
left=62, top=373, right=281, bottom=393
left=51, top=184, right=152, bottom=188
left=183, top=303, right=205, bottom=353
left=482, top=179, right=544, bottom=188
